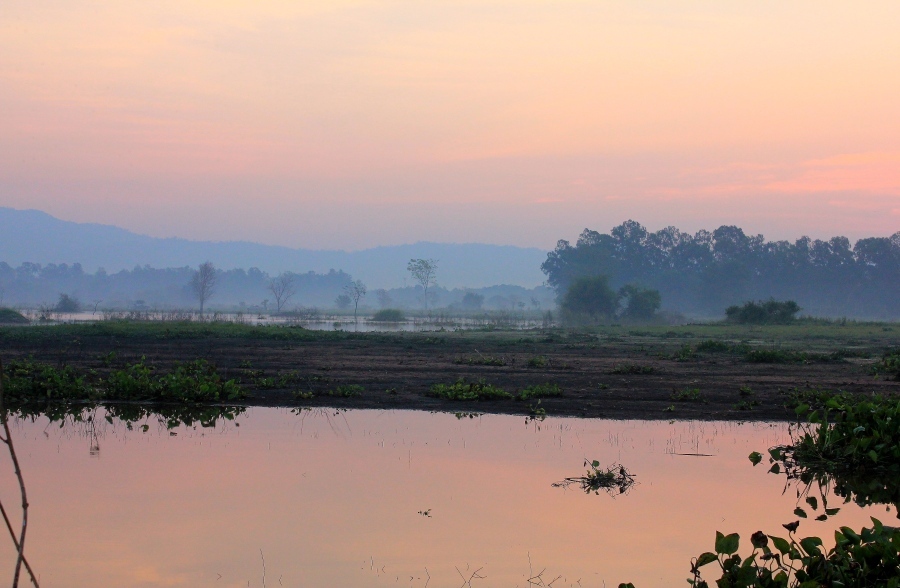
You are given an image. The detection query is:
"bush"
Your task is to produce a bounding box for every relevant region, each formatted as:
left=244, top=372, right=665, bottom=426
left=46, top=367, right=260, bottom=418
left=371, top=308, right=405, bottom=322
left=55, top=293, right=81, bottom=313
left=0, top=308, right=29, bottom=324
left=725, top=299, right=801, bottom=324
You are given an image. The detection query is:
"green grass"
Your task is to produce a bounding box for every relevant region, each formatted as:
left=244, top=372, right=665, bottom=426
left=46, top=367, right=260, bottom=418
left=517, top=383, right=562, bottom=401
left=429, top=378, right=512, bottom=401
left=609, top=363, right=655, bottom=375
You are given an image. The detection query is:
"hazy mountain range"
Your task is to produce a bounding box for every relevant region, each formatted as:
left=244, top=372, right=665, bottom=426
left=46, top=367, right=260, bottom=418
left=1, top=207, right=547, bottom=289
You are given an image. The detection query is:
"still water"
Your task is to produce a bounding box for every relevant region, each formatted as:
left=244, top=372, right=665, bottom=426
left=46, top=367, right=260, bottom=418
left=0, top=409, right=888, bottom=587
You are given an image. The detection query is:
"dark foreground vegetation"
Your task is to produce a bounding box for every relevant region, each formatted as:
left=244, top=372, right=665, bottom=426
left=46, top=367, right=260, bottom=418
left=0, top=319, right=897, bottom=421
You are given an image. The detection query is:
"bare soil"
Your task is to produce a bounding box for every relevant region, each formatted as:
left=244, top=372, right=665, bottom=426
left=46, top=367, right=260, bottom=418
left=4, top=328, right=896, bottom=421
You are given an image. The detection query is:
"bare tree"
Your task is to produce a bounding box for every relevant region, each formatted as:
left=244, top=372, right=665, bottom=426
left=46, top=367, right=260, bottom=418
left=343, top=280, right=367, bottom=321
left=407, top=259, right=438, bottom=309
left=268, top=273, right=296, bottom=313
left=190, top=261, right=217, bottom=316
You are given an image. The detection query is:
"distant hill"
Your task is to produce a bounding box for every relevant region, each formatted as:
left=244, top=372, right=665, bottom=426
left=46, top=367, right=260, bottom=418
left=0, top=207, right=547, bottom=289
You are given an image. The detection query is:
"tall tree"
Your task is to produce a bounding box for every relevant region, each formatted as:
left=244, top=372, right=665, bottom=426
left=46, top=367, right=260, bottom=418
left=190, top=261, right=217, bottom=316
left=343, top=279, right=367, bottom=321
left=407, top=259, right=438, bottom=309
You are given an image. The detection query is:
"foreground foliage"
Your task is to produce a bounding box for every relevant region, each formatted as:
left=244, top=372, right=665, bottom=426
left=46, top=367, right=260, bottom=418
left=3, top=358, right=245, bottom=406
left=686, top=519, right=900, bottom=588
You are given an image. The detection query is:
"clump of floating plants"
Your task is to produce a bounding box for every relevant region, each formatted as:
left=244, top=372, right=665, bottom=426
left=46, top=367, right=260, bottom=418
left=553, top=460, right=637, bottom=496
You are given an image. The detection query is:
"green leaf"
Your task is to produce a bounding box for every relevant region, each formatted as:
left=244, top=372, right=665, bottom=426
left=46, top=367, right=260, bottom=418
left=695, top=552, right=718, bottom=568
left=868, top=450, right=879, bottom=463
left=748, top=451, right=762, bottom=465
left=794, top=507, right=807, bottom=518
left=794, top=403, right=810, bottom=415
left=799, top=537, right=822, bottom=554
left=805, top=496, right=818, bottom=511
left=768, top=463, right=781, bottom=474
left=715, top=532, right=740, bottom=555
left=815, top=514, right=828, bottom=521
left=825, top=508, right=841, bottom=516
left=771, top=536, right=791, bottom=555
left=591, top=460, right=600, bottom=467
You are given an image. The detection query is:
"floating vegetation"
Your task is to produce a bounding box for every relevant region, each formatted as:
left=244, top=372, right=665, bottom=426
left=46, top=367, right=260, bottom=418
left=552, top=460, right=636, bottom=496
left=327, top=384, right=364, bottom=397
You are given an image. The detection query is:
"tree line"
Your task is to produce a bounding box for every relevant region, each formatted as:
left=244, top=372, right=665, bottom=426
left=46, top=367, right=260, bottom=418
left=541, top=221, right=900, bottom=320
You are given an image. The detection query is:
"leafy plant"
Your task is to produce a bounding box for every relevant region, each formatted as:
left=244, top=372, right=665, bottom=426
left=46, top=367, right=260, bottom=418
left=873, top=349, right=900, bottom=380
left=686, top=519, right=900, bottom=587
left=429, top=378, right=512, bottom=401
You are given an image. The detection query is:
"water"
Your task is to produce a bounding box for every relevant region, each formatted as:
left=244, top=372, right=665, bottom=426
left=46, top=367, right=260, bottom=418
left=0, top=409, right=889, bottom=587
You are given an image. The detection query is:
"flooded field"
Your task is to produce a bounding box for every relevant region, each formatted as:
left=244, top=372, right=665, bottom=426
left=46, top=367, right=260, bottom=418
left=0, top=409, right=888, bottom=587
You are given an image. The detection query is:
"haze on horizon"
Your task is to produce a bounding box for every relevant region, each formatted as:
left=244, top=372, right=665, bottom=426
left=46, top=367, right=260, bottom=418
left=2, top=1, right=898, bottom=250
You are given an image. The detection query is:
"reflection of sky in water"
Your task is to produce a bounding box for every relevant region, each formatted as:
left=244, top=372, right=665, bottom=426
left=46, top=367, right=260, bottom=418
left=0, top=410, right=888, bottom=587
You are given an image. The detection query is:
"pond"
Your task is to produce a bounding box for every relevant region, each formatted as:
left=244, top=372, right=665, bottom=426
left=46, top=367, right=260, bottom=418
left=0, top=409, right=889, bottom=587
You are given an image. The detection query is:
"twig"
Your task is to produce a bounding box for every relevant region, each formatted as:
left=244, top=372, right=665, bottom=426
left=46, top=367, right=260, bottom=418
left=260, top=548, right=266, bottom=588
left=0, top=502, right=39, bottom=586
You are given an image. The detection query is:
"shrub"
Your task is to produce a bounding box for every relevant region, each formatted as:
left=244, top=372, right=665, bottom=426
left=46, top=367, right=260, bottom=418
left=725, top=299, right=801, bottom=324
left=55, top=293, right=81, bottom=313
left=526, top=356, right=549, bottom=368
left=2, top=359, right=97, bottom=403
left=371, top=308, right=405, bottom=322
left=328, top=384, right=364, bottom=397
left=429, top=379, right=512, bottom=401
left=0, top=308, right=29, bottom=324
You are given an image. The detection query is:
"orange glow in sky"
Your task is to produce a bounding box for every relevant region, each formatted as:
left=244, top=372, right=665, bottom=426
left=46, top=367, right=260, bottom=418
left=1, top=1, right=898, bottom=248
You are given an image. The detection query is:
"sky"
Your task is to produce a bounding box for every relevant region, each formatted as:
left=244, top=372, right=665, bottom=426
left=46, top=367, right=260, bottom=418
left=1, top=1, right=899, bottom=250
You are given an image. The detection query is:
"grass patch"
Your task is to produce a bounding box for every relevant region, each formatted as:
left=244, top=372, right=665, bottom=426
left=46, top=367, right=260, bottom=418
left=873, top=349, right=900, bottom=380
left=517, top=383, right=562, bottom=401
left=429, top=378, right=512, bottom=401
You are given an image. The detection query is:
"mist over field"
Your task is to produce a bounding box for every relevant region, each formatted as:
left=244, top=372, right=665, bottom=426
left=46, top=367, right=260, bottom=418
left=2, top=207, right=896, bottom=320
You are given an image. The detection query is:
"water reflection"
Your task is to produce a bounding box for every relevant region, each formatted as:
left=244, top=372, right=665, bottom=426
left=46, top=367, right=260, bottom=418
left=0, top=410, right=889, bottom=587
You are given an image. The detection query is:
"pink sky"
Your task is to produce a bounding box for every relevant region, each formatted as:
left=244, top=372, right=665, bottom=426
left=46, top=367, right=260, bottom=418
left=1, top=1, right=898, bottom=249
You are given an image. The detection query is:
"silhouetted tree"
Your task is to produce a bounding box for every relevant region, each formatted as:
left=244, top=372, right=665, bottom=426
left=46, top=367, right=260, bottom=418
left=268, top=273, right=296, bottom=313
left=343, top=279, right=366, bottom=321
left=407, top=259, right=438, bottom=309
left=190, top=261, right=217, bottom=316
